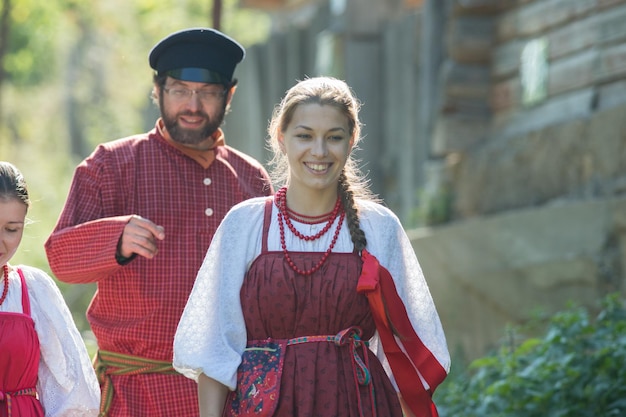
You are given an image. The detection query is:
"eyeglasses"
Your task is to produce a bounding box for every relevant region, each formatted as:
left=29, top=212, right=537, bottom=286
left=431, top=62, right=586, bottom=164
left=163, top=87, right=226, bottom=103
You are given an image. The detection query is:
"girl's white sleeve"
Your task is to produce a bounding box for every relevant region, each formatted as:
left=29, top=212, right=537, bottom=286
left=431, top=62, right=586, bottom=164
left=21, top=265, right=101, bottom=417
left=173, top=198, right=265, bottom=389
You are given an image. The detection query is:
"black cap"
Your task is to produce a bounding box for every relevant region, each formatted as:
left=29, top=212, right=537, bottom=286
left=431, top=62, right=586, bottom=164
left=149, top=27, right=245, bottom=84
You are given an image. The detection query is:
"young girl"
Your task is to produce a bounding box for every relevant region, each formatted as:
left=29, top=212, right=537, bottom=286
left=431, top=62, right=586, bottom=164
left=174, top=77, right=450, bottom=417
left=0, top=161, right=100, bottom=416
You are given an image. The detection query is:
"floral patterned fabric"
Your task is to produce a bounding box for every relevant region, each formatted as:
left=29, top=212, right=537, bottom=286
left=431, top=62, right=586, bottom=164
left=225, top=339, right=287, bottom=417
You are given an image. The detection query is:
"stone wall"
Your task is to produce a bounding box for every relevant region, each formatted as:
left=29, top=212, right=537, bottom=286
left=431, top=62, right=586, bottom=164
left=434, top=0, right=626, bottom=219
left=414, top=195, right=626, bottom=361
left=424, top=0, right=626, bottom=361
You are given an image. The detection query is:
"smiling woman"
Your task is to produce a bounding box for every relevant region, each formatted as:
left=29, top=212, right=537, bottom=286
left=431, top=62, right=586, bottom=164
left=174, top=77, right=451, bottom=417
left=0, top=161, right=100, bottom=417
left=277, top=102, right=353, bottom=201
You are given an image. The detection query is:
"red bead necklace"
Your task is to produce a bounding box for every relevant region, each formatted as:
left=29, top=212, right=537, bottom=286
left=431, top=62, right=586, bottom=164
left=275, top=187, right=341, bottom=240
left=275, top=187, right=345, bottom=276
left=0, top=265, right=9, bottom=307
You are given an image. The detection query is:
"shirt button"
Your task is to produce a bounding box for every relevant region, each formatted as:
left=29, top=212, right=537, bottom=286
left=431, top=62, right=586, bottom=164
left=205, top=208, right=214, bottom=217
left=203, top=178, right=212, bottom=186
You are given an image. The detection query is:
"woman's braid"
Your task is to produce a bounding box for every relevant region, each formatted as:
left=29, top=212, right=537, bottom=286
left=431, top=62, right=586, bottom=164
left=338, top=172, right=367, bottom=252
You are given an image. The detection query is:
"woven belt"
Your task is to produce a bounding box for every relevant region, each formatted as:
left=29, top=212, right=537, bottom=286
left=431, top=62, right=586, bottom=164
left=94, top=349, right=178, bottom=417
left=287, top=326, right=371, bottom=386
left=0, top=388, right=38, bottom=417
left=285, top=326, right=376, bottom=417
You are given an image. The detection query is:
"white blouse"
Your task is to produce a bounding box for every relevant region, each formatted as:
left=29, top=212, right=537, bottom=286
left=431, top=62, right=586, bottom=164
left=173, top=197, right=450, bottom=391
left=0, top=265, right=100, bottom=417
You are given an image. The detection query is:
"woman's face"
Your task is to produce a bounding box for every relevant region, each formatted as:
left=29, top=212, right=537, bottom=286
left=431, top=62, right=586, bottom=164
left=0, top=198, right=26, bottom=267
left=279, top=103, right=353, bottom=194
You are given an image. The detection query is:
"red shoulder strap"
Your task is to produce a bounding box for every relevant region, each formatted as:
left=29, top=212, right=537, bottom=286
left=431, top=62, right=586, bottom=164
left=261, top=197, right=274, bottom=253
left=17, top=268, right=32, bottom=316
left=357, top=249, right=447, bottom=417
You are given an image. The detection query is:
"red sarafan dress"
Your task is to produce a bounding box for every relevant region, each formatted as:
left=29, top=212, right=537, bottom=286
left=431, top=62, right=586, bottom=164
left=237, top=199, right=403, bottom=416
left=0, top=269, right=44, bottom=417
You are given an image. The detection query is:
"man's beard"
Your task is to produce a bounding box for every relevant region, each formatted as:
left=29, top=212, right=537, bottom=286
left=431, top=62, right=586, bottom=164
left=160, top=96, right=226, bottom=146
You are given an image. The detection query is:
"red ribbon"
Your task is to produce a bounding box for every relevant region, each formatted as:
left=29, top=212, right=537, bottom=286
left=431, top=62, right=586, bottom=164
left=357, top=249, right=447, bottom=417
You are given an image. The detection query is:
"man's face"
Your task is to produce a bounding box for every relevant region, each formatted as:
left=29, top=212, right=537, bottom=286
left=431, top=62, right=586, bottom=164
left=159, top=77, right=228, bottom=149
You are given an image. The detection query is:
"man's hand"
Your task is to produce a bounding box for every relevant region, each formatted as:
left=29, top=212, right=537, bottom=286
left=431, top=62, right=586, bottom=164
left=117, top=215, right=165, bottom=260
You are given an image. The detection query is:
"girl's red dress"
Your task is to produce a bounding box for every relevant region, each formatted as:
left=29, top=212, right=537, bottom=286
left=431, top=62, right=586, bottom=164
left=0, top=270, right=44, bottom=417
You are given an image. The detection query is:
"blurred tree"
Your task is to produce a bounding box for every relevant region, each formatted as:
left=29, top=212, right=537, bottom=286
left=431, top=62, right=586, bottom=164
left=213, top=0, right=223, bottom=30
left=65, top=0, right=95, bottom=157
left=0, top=0, right=11, bottom=127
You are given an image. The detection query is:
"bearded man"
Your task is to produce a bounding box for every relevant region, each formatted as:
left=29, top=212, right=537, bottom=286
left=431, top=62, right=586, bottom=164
left=45, top=28, right=273, bottom=417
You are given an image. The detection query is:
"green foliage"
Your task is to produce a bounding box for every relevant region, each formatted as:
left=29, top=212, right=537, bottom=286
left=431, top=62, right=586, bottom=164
left=5, top=0, right=63, bottom=85
left=411, top=186, right=453, bottom=227
left=435, top=294, right=626, bottom=417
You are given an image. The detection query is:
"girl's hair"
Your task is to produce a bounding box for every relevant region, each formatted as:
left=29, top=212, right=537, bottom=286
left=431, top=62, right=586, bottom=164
left=267, top=76, right=377, bottom=252
left=0, top=161, right=30, bottom=208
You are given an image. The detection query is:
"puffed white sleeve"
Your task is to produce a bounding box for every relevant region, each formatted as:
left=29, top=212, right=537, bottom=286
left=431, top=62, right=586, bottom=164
left=173, top=198, right=266, bottom=389
left=20, top=265, right=100, bottom=417
left=358, top=202, right=451, bottom=387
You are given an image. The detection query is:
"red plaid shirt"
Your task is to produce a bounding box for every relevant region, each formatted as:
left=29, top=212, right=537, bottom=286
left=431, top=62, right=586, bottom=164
left=45, top=122, right=273, bottom=416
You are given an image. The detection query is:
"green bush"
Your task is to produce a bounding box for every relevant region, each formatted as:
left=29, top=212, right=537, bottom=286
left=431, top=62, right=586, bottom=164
left=435, top=294, right=626, bottom=417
